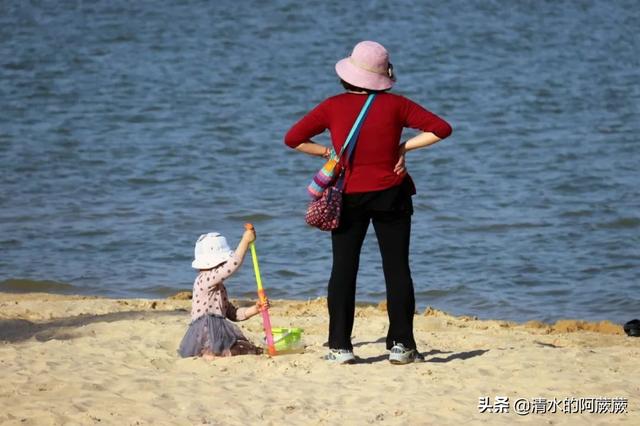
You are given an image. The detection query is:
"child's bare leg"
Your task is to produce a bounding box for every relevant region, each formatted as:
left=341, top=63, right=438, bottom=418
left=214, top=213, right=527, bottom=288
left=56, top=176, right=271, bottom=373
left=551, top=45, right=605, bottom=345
left=201, top=349, right=216, bottom=360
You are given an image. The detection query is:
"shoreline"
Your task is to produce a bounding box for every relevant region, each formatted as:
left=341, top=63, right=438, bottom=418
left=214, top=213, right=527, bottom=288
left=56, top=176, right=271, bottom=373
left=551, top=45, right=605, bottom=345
left=2, top=279, right=633, bottom=325
left=1, top=292, right=638, bottom=424
left=1, top=291, right=628, bottom=336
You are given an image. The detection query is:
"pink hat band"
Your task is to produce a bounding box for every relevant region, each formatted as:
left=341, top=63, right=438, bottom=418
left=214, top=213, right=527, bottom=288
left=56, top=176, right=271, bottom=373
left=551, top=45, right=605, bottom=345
left=335, top=41, right=395, bottom=91
left=348, top=57, right=389, bottom=76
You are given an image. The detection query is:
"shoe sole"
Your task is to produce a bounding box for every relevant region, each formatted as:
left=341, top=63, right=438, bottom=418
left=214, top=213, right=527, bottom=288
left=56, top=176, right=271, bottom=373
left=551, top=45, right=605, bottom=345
left=389, top=358, right=412, bottom=365
left=326, top=359, right=356, bottom=365
left=324, top=355, right=356, bottom=364
left=389, top=352, right=423, bottom=365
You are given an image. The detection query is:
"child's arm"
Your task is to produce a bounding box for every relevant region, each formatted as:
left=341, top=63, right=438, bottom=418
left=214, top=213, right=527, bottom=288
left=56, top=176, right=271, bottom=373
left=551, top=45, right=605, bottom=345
left=243, top=299, right=271, bottom=319
left=233, top=227, right=256, bottom=263
left=227, top=299, right=271, bottom=322
left=208, top=228, right=257, bottom=286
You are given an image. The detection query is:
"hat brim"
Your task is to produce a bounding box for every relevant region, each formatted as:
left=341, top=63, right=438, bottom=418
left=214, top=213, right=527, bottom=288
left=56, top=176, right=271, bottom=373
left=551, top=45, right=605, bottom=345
left=335, top=58, right=394, bottom=91
left=191, top=250, right=234, bottom=270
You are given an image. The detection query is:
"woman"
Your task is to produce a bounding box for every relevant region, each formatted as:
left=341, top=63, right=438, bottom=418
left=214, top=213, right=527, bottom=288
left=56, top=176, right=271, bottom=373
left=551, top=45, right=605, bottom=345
left=284, top=41, right=452, bottom=364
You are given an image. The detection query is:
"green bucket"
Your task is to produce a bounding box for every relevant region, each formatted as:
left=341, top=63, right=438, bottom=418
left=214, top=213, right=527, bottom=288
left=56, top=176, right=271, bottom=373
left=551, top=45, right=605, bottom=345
left=270, top=327, right=303, bottom=352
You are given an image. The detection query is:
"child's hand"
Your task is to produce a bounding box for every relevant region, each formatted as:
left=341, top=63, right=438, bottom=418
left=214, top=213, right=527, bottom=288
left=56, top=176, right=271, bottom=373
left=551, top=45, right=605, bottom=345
left=248, top=298, right=270, bottom=318
left=255, top=298, right=270, bottom=311
left=242, top=228, right=256, bottom=244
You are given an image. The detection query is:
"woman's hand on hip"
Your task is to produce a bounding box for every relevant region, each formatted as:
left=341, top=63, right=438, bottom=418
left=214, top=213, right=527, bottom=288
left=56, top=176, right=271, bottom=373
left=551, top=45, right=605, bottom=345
left=394, top=150, right=407, bottom=175
left=294, top=141, right=331, bottom=158
left=321, top=146, right=332, bottom=159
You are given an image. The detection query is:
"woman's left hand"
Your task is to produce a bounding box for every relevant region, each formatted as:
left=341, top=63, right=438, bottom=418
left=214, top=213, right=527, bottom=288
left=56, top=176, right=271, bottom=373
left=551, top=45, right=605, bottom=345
left=394, top=152, right=407, bottom=175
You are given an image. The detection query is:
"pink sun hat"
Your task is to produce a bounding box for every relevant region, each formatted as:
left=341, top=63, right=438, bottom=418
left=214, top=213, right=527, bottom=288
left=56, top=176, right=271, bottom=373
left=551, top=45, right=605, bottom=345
left=335, top=41, right=396, bottom=91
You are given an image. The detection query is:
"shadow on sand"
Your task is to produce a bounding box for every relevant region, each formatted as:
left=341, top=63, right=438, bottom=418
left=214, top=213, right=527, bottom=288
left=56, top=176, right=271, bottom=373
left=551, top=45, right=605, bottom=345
left=0, top=310, right=186, bottom=343
left=426, top=349, right=490, bottom=363
left=355, top=348, right=489, bottom=364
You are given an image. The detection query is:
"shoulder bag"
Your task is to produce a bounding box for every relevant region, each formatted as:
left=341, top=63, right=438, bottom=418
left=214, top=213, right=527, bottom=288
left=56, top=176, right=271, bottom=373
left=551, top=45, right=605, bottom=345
left=305, top=94, right=376, bottom=231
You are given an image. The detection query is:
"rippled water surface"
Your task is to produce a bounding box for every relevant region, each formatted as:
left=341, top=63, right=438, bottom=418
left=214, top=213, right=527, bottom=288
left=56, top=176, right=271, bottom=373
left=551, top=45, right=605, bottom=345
left=1, top=0, right=639, bottom=322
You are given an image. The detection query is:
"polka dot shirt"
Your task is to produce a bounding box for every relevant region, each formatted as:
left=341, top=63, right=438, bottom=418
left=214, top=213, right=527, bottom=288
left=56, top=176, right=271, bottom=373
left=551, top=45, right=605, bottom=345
left=190, top=252, right=249, bottom=322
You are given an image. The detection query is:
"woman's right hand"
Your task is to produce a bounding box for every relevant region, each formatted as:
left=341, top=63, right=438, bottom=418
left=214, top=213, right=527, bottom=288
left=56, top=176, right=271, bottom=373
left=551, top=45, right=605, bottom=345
left=294, top=141, right=332, bottom=158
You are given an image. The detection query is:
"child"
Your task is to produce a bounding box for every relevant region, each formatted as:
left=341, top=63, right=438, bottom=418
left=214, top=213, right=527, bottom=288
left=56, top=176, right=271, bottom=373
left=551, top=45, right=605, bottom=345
left=178, top=228, right=268, bottom=359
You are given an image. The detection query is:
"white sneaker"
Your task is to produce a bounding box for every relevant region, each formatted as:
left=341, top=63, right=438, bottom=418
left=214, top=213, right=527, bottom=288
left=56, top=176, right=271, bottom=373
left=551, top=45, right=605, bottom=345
left=323, top=349, right=356, bottom=364
left=389, top=343, right=424, bottom=365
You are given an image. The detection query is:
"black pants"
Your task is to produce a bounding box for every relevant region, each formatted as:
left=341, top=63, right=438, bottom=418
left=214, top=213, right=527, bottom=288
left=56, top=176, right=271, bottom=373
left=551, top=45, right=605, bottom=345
left=327, top=181, right=416, bottom=351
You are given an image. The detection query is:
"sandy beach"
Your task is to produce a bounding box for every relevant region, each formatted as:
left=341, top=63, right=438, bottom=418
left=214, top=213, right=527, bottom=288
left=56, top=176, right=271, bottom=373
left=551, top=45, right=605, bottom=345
left=0, top=292, right=637, bottom=425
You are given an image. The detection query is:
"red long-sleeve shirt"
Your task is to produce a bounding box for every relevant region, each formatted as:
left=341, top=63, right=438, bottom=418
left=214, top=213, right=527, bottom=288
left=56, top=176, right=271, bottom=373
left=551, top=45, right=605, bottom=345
left=284, top=92, right=452, bottom=193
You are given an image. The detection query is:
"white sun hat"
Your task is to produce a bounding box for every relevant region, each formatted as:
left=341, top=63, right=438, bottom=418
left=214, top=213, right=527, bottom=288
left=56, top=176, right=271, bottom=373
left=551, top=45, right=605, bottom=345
left=191, top=232, right=234, bottom=269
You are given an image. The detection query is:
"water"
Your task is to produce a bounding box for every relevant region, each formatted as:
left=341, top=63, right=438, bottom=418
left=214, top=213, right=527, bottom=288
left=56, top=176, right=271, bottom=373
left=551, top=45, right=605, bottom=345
left=1, top=0, right=639, bottom=323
